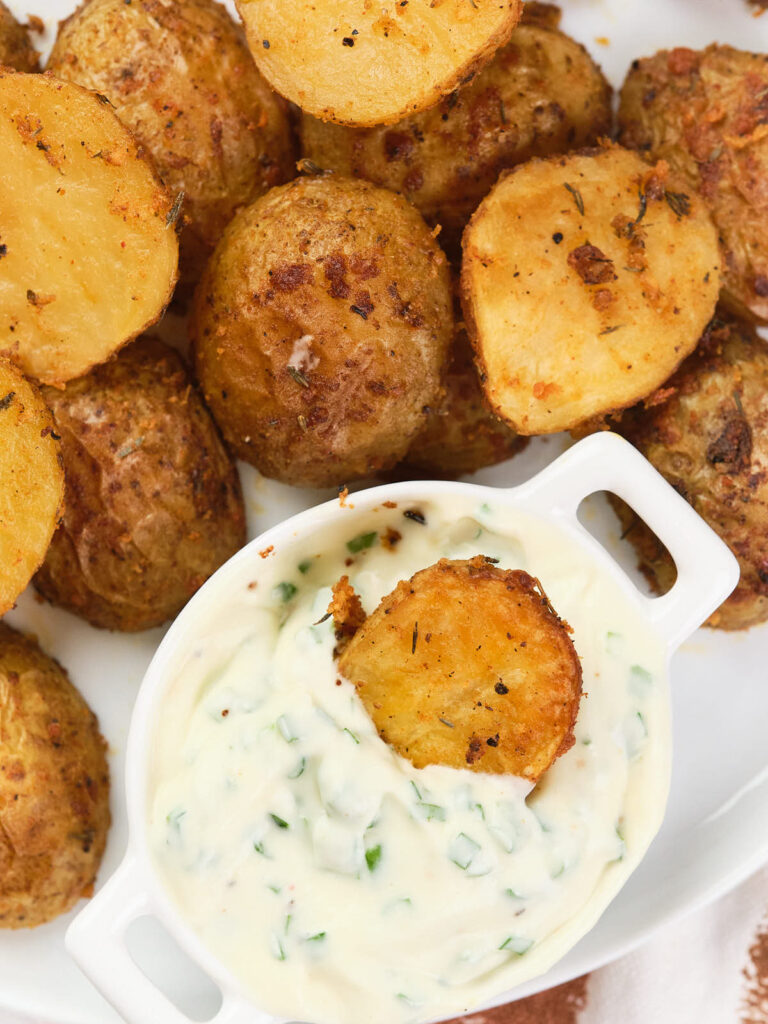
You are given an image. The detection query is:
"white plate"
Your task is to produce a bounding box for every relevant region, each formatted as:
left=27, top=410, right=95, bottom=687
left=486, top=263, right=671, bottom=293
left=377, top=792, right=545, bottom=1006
left=2, top=1, right=768, bottom=1021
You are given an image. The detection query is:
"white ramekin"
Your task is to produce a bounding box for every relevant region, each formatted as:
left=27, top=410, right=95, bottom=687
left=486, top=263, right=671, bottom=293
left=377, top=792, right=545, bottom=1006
left=65, top=433, right=739, bottom=1024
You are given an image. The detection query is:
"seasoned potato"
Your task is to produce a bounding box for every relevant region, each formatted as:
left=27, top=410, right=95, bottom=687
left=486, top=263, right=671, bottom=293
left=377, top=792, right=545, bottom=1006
left=461, top=145, right=721, bottom=435
left=0, top=623, right=109, bottom=928
left=48, top=0, right=295, bottom=287
left=614, top=313, right=768, bottom=631
left=0, top=359, right=64, bottom=617
left=338, top=557, right=582, bottom=782
left=300, top=2, right=612, bottom=257
left=403, top=324, right=526, bottom=477
left=0, top=70, right=178, bottom=385
left=619, top=46, right=768, bottom=324
left=0, top=2, right=38, bottom=71
left=237, top=0, right=522, bottom=127
left=192, top=175, right=453, bottom=488
left=34, top=338, right=245, bottom=632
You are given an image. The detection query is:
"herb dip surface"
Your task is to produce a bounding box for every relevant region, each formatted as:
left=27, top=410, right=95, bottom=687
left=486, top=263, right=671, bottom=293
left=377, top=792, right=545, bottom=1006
left=147, top=497, right=670, bottom=1024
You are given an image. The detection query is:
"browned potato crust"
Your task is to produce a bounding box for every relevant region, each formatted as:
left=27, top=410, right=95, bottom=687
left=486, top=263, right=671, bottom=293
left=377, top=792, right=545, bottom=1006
left=403, top=324, right=526, bottom=477
left=614, top=313, right=768, bottom=631
left=0, top=70, right=178, bottom=385
left=192, top=175, right=453, bottom=488
left=34, top=338, right=246, bottom=632
left=619, top=45, right=768, bottom=324
left=0, top=2, right=38, bottom=71
left=0, top=359, right=64, bottom=617
left=0, top=623, right=110, bottom=928
left=461, top=145, right=721, bottom=435
left=338, top=557, right=582, bottom=782
left=48, top=0, right=295, bottom=287
left=237, top=0, right=522, bottom=128
left=300, top=3, right=612, bottom=257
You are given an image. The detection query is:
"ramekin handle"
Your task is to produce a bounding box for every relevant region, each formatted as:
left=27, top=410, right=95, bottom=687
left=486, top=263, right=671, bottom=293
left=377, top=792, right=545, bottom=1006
left=66, top=855, right=275, bottom=1024
left=517, top=433, right=740, bottom=650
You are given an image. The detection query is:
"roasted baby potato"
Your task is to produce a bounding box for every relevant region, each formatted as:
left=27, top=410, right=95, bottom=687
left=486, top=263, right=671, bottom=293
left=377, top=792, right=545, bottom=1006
left=192, top=175, right=453, bottom=488
left=619, top=45, right=768, bottom=324
left=300, top=2, right=612, bottom=257
left=34, top=338, right=245, bottom=632
left=0, top=623, right=110, bottom=928
left=461, top=145, right=721, bottom=435
left=236, top=0, right=522, bottom=127
left=338, top=556, right=582, bottom=782
left=48, top=0, right=295, bottom=287
left=403, top=324, right=526, bottom=477
left=0, top=2, right=38, bottom=71
left=0, top=70, right=178, bottom=386
left=614, top=313, right=768, bottom=631
left=0, top=359, right=64, bottom=617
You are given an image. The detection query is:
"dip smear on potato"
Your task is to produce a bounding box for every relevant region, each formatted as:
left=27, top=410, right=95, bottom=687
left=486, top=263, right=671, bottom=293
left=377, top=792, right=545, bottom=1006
left=0, top=70, right=178, bottom=386
left=0, top=623, right=109, bottom=928
left=0, top=359, right=64, bottom=617
left=237, top=0, right=522, bottom=127
left=619, top=45, right=768, bottom=324
left=192, top=175, right=453, bottom=488
left=338, top=556, right=582, bottom=783
left=613, top=312, right=768, bottom=631
left=49, top=0, right=295, bottom=288
left=34, top=338, right=246, bottom=632
left=300, top=2, right=612, bottom=258
left=461, top=145, right=721, bottom=435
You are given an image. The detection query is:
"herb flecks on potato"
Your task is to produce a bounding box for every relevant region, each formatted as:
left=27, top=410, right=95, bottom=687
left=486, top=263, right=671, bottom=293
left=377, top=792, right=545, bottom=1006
left=338, top=557, right=582, bottom=783
left=0, top=623, right=110, bottom=929
left=237, top=0, right=523, bottom=127
left=0, top=70, right=179, bottom=385
left=461, top=145, right=721, bottom=436
left=34, top=338, right=246, bottom=632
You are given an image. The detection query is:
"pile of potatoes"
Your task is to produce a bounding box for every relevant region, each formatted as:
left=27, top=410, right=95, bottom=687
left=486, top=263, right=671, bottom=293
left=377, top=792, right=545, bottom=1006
left=0, top=0, right=767, bottom=930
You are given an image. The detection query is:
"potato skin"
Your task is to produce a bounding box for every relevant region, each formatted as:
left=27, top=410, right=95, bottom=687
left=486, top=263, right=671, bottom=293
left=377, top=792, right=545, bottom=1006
left=34, top=338, right=246, bottom=632
left=300, top=3, right=611, bottom=257
left=615, top=313, right=768, bottom=630
left=619, top=45, right=768, bottom=324
left=48, top=0, right=295, bottom=286
left=338, top=557, right=582, bottom=782
left=0, top=2, right=38, bottom=71
left=192, top=175, right=453, bottom=488
left=0, top=623, right=110, bottom=928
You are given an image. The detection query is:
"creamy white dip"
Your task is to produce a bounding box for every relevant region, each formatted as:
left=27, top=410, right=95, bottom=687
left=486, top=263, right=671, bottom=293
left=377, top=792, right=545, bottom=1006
left=147, top=496, right=670, bottom=1024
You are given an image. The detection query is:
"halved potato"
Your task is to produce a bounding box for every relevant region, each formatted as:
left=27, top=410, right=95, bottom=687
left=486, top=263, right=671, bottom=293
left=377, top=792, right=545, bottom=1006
left=338, top=556, right=582, bottom=782
left=0, top=70, right=179, bottom=385
left=0, top=358, right=64, bottom=616
left=236, top=0, right=523, bottom=127
left=461, top=145, right=721, bottom=435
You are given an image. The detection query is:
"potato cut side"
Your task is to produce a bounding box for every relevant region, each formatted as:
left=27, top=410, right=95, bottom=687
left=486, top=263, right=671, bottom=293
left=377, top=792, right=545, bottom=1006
left=236, top=0, right=522, bottom=127
left=461, top=146, right=721, bottom=435
left=0, top=359, right=64, bottom=616
left=338, top=557, right=582, bottom=783
left=0, top=70, right=179, bottom=385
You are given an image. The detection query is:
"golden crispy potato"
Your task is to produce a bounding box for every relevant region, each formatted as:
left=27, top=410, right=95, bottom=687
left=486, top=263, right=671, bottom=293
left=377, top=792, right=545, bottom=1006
left=34, top=338, right=245, bottom=632
left=192, top=175, right=453, bottom=488
left=403, top=323, right=526, bottom=477
left=48, top=0, right=295, bottom=288
left=0, top=70, right=178, bottom=385
left=338, top=557, right=582, bottom=782
left=236, top=0, right=522, bottom=127
left=300, top=2, right=612, bottom=257
left=0, top=623, right=109, bottom=928
left=619, top=46, right=768, bottom=324
left=461, top=145, right=721, bottom=435
left=614, top=313, right=768, bottom=631
left=0, top=359, right=64, bottom=617
left=0, top=2, right=38, bottom=71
